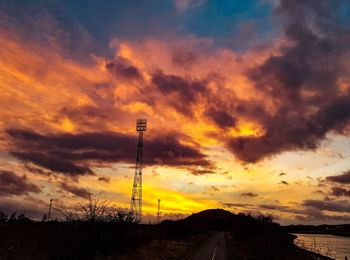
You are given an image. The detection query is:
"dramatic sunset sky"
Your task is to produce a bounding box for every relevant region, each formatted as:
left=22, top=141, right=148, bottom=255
left=1, top=0, right=350, bottom=224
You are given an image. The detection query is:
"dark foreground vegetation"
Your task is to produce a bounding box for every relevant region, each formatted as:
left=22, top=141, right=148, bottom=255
left=0, top=208, right=332, bottom=260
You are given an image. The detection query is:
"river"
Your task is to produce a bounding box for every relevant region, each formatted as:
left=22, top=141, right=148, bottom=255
left=293, top=233, right=350, bottom=260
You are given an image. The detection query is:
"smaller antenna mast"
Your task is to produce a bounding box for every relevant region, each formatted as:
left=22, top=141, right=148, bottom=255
left=157, top=199, right=161, bottom=224
left=48, top=199, right=53, bottom=220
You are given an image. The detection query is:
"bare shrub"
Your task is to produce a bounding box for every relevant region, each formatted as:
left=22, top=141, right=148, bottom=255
left=54, top=191, right=139, bottom=223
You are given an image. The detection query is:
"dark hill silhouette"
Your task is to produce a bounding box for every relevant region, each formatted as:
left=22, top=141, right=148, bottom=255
left=182, top=208, right=237, bottom=224
left=161, top=208, right=238, bottom=232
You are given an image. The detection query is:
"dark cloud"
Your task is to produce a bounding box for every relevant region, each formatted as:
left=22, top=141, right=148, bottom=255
left=314, top=189, right=325, bottom=195
left=222, top=200, right=350, bottom=224
left=151, top=71, right=207, bottom=115
left=98, top=176, right=110, bottom=183
left=204, top=185, right=221, bottom=196
left=62, top=106, right=109, bottom=119
left=0, top=0, right=95, bottom=60
left=152, top=71, right=196, bottom=101
left=295, top=197, right=350, bottom=223
left=279, top=181, right=289, bottom=185
left=146, top=134, right=213, bottom=168
left=60, top=182, right=89, bottom=198
left=240, top=192, right=258, bottom=198
left=189, top=168, right=215, bottom=175
left=211, top=186, right=219, bottom=192
left=24, top=164, right=50, bottom=176
left=227, top=0, right=350, bottom=163
left=172, top=50, right=197, bottom=69
left=0, top=170, right=41, bottom=196
left=60, top=105, right=116, bottom=132
left=106, top=57, right=142, bottom=80
left=222, top=202, right=253, bottom=208
left=0, top=196, right=47, bottom=220
left=6, top=128, right=213, bottom=176
left=223, top=198, right=350, bottom=224
left=323, top=196, right=335, bottom=201
left=302, top=199, right=350, bottom=213
left=326, top=170, right=350, bottom=184
left=205, top=108, right=236, bottom=128
left=228, top=95, right=350, bottom=162
left=295, top=207, right=350, bottom=223
left=12, top=152, right=94, bottom=176
left=279, top=172, right=287, bottom=176
left=330, top=187, right=350, bottom=197
left=253, top=0, right=347, bottom=96
left=258, top=204, right=289, bottom=211
left=224, top=202, right=300, bottom=215
left=258, top=200, right=350, bottom=223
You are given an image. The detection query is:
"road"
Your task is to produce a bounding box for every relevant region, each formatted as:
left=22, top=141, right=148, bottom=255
left=187, top=232, right=231, bottom=260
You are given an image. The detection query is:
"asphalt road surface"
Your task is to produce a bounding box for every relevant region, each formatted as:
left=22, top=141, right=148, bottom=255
left=188, top=232, right=231, bottom=260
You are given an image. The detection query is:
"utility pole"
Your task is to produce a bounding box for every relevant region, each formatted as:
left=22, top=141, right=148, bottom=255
left=130, top=119, right=147, bottom=221
left=47, top=199, right=53, bottom=220
left=157, top=199, right=161, bottom=224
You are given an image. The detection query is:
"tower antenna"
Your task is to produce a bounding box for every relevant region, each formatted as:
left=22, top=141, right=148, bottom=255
left=130, top=119, right=147, bottom=221
left=48, top=199, right=53, bottom=220
left=157, top=199, right=161, bottom=224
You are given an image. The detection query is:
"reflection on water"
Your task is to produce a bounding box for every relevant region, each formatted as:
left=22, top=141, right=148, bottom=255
left=293, top=233, right=350, bottom=260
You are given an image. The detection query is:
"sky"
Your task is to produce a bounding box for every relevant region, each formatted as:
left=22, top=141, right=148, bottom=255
left=1, top=0, right=350, bottom=225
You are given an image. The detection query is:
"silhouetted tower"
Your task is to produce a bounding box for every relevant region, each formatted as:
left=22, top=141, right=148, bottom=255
left=47, top=199, right=53, bottom=220
left=130, top=119, right=147, bottom=220
left=157, top=199, right=161, bottom=224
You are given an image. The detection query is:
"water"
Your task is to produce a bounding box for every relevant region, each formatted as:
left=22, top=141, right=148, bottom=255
left=292, top=233, right=350, bottom=260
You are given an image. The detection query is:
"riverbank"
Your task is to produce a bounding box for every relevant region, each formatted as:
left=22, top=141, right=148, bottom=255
left=291, top=230, right=350, bottom=237
left=292, top=233, right=350, bottom=260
